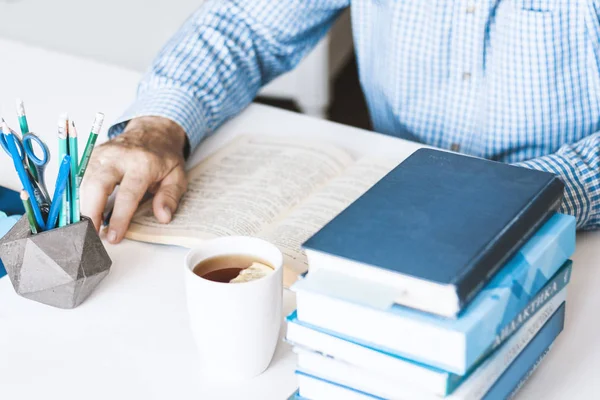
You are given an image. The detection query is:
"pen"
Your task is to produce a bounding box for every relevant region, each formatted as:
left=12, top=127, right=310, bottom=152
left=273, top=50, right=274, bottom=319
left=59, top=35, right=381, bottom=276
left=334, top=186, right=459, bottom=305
left=68, top=120, right=80, bottom=223
left=20, top=190, right=39, bottom=234
left=77, top=112, right=103, bottom=184
left=58, top=114, right=70, bottom=227
left=1, top=119, right=45, bottom=230
left=46, top=155, right=72, bottom=230
left=16, top=99, right=38, bottom=181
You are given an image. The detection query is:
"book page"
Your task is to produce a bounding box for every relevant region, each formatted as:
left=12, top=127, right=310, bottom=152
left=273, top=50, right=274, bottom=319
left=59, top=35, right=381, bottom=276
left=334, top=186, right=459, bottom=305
left=258, top=157, right=401, bottom=277
left=126, top=135, right=354, bottom=253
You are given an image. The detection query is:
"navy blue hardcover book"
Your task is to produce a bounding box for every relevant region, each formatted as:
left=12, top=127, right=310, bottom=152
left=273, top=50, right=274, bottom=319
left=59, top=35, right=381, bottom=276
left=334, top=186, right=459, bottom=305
left=0, top=186, right=23, bottom=279
left=302, top=148, right=564, bottom=317
left=0, top=187, right=24, bottom=216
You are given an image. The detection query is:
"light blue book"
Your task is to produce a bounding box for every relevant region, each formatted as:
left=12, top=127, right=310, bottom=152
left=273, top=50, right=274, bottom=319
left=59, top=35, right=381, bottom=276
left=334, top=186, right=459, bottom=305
left=294, top=302, right=565, bottom=400
left=287, top=262, right=570, bottom=396
left=293, top=213, right=575, bottom=375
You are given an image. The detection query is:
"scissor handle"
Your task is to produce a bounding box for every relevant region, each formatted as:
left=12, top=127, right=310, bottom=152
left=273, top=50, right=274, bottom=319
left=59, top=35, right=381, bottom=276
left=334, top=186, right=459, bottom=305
left=1, top=133, right=26, bottom=161
left=0, top=134, right=9, bottom=154
left=22, top=133, right=49, bottom=166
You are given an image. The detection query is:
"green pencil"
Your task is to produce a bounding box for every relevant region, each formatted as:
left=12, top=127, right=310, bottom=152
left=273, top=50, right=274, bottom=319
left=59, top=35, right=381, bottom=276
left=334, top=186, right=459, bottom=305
left=68, top=120, right=80, bottom=223
left=20, top=190, right=39, bottom=234
left=58, top=113, right=70, bottom=227
left=16, top=99, right=30, bottom=133
left=16, top=99, right=37, bottom=181
left=77, top=112, right=104, bottom=185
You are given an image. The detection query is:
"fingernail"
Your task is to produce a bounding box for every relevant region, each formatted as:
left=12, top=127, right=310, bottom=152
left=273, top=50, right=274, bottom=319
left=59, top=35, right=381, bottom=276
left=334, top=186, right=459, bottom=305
left=107, top=230, right=117, bottom=243
left=163, top=206, right=172, bottom=221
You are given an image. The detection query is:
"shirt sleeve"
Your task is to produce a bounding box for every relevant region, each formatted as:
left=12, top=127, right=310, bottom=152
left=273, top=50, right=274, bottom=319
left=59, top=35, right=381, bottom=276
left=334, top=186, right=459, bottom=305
left=513, top=133, right=600, bottom=230
left=108, top=0, right=349, bottom=150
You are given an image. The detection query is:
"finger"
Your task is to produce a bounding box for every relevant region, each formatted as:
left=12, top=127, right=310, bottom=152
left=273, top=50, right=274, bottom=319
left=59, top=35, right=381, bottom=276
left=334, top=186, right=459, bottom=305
left=147, top=182, right=160, bottom=194
left=108, top=173, right=152, bottom=243
left=152, top=166, right=188, bottom=224
left=80, top=164, right=122, bottom=231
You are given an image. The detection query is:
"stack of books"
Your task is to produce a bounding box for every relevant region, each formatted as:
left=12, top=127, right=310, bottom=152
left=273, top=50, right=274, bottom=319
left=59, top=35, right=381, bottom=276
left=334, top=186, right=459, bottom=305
left=286, top=149, right=576, bottom=400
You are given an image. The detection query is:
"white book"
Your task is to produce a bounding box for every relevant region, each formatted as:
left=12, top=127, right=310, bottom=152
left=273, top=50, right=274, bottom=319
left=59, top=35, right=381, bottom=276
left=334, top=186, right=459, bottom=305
left=296, top=290, right=566, bottom=400
left=287, top=316, right=455, bottom=396
left=297, top=373, right=378, bottom=400
left=121, top=135, right=401, bottom=288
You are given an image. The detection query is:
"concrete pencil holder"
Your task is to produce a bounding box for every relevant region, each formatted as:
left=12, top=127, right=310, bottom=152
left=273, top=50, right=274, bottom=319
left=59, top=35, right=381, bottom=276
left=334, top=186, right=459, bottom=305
left=0, top=215, right=112, bottom=309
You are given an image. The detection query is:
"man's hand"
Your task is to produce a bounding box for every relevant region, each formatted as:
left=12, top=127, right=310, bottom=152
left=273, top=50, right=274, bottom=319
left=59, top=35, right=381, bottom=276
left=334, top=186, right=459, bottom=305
left=80, top=116, right=188, bottom=244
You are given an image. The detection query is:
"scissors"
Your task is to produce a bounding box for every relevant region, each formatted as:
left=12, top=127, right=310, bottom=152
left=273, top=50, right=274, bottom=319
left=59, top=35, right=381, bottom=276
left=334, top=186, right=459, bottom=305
left=0, top=131, right=51, bottom=208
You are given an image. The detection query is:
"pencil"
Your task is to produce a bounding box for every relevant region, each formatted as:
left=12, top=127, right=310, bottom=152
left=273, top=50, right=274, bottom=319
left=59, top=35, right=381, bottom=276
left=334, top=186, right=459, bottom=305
left=77, top=112, right=103, bottom=184
left=68, top=120, right=80, bottom=223
left=58, top=113, right=70, bottom=227
left=16, top=99, right=37, bottom=181
left=15, top=99, right=30, bottom=133
left=20, top=190, right=39, bottom=234
left=46, top=155, right=72, bottom=230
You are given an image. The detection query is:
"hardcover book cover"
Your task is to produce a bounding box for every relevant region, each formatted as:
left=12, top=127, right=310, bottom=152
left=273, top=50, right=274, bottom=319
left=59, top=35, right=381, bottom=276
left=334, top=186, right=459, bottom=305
left=302, top=148, right=564, bottom=316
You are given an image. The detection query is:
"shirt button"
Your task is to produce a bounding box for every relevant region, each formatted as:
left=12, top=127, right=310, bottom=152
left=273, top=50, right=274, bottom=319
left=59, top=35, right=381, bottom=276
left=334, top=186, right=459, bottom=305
left=462, top=72, right=472, bottom=81
left=466, top=5, right=476, bottom=13
left=451, top=143, right=461, bottom=152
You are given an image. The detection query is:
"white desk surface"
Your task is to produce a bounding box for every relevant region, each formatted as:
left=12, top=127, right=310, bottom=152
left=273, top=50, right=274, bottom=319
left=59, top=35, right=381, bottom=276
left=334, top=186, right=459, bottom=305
left=0, top=38, right=598, bottom=400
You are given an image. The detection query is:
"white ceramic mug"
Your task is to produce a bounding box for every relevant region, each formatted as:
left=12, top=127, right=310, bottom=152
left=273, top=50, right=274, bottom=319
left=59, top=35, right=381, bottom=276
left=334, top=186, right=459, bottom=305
left=184, top=236, right=283, bottom=380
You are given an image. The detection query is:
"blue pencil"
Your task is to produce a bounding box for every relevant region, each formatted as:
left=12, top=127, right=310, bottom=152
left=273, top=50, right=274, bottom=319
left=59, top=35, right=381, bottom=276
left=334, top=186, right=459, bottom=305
left=58, top=113, right=70, bottom=227
left=46, top=155, right=72, bottom=230
left=1, top=119, right=45, bottom=230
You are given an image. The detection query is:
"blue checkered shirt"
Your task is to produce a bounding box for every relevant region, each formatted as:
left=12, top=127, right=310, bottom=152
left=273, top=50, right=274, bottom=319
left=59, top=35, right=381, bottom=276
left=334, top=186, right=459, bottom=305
left=110, top=0, right=600, bottom=230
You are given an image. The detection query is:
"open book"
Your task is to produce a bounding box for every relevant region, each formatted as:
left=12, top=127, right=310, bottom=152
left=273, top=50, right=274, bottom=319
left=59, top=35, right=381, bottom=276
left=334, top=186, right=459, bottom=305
left=125, top=135, right=400, bottom=287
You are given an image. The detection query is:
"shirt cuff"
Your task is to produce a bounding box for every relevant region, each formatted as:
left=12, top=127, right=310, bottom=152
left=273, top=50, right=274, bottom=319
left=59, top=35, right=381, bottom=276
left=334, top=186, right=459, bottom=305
left=513, top=153, right=594, bottom=229
left=107, top=86, right=209, bottom=151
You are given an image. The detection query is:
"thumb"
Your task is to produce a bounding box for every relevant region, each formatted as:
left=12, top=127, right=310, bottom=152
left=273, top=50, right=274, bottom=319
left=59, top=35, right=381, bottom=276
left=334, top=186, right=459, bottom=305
left=152, top=166, right=188, bottom=224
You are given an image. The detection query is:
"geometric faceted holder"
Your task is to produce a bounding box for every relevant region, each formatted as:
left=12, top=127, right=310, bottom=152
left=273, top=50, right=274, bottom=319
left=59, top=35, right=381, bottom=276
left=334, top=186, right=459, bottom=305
left=0, top=216, right=112, bottom=309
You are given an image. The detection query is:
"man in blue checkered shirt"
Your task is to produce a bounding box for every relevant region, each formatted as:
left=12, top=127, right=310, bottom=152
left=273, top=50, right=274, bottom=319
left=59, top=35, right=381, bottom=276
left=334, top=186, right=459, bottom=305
left=81, top=0, right=600, bottom=244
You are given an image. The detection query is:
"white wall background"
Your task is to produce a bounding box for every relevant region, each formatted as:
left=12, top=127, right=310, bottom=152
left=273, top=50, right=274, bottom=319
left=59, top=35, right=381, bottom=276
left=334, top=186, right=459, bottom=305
left=0, top=0, right=353, bottom=117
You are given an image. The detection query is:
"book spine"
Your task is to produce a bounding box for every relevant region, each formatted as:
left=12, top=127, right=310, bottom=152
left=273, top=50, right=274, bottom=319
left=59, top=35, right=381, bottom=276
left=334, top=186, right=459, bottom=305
left=480, top=303, right=565, bottom=400
left=464, top=301, right=566, bottom=400
left=449, top=261, right=572, bottom=392
left=491, top=262, right=570, bottom=350
left=506, top=346, right=552, bottom=400
left=456, top=177, right=564, bottom=309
